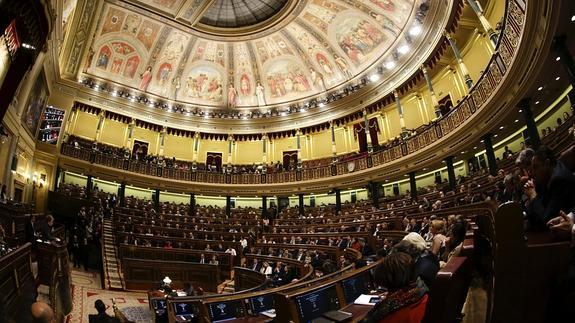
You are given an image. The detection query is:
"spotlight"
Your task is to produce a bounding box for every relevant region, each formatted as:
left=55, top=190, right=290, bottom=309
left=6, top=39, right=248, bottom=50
left=409, top=25, right=422, bottom=36
left=398, top=45, right=410, bottom=54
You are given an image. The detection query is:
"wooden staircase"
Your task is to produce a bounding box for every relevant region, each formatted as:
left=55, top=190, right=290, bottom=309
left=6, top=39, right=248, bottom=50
left=102, top=219, right=125, bottom=290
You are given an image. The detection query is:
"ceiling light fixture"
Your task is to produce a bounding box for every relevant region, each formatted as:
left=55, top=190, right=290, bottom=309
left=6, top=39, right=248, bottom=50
left=385, top=61, right=396, bottom=69
left=556, top=76, right=560, bottom=81
left=571, top=15, right=575, bottom=22
left=409, top=25, right=422, bottom=36
left=537, top=86, right=543, bottom=91
left=515, top=119, right=519, bottom=123
left=318, top=102, right=326, bottom=107
left=369, top=74, right=380, bottom=82
left=398, top=45, right=410, bottom=54
left=535, top=101, right=539, bottom=105
left=499, top=126, right=504, bottom=130
left=556, top=56, right=561, bottom=61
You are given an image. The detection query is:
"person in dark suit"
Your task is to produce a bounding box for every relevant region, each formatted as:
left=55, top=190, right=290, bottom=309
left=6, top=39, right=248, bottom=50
left=183, top=282, right=197, bottom=296
left=38, top=215, right=55, bottom=241
left=25, top=215, right=38, bottom=243
left=525, top=146, right=575, bottom=230
left=88, top=300, right=120, bottom=323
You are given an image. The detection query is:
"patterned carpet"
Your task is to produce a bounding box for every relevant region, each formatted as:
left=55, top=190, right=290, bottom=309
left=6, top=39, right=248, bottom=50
left=66, top=269, right=152, bottom=323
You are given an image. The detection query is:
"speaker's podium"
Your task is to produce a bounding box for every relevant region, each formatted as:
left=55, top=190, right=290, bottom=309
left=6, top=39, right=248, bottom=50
left=36, top=240, right=73, bottom=320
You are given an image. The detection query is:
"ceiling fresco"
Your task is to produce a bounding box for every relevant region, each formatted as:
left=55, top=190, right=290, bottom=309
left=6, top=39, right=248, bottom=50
left=82, top=0, right=423, bottom=109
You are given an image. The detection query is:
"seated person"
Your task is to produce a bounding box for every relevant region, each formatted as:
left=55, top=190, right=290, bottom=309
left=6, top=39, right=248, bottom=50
left=392, top=233, right=439, bottom=288
left=89, top=300, right=120, bottom=323
left=524, top=146, right=575, bottom=230
left=362, top=252, right=428, bottom=323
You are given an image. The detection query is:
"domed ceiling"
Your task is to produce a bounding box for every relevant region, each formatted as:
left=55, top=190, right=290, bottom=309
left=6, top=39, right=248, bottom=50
left=82, top=0, right=438, bottom=112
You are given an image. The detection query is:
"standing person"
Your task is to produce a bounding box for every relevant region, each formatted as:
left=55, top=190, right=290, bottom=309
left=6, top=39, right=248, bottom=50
left=69, top=235, right=81, bottom=268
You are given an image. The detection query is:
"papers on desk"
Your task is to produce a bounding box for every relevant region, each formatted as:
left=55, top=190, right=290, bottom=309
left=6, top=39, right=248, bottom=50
left=260, top=309, right=276, bottom=318
left=353, top=294, right=381, bottom=306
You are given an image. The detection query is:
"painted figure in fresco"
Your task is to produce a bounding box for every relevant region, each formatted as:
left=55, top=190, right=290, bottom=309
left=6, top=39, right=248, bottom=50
left=370, top=0, right=395, bottom=11
left=139, top=66, right=153, bottom=92
left=157, top=63, right=172, bottom=85
left=84, top=47, right=95, bottom=72
left=255, top=82, right=266, bottom=106
left=333, top=54, right=352, bottom=78
left=369, top=12, right=399, bottom=36
left=316, top=53, right=334, bottom=76
left=310, top=68, right=326, bottom=91
left=172, top=76, right=181, bottom=100
left=123, top=56, right=140, bottom=79
left=227, top=84, right=237, bottom=108
left=240, top=74, right=251, bottom=96
left=111, top=59, right=122, bottom=74
left=96, top=47, right=110, bottom=69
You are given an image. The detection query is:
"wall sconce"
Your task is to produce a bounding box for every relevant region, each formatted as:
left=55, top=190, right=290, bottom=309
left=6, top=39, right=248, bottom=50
left=32, top=172, right=46, bottom=188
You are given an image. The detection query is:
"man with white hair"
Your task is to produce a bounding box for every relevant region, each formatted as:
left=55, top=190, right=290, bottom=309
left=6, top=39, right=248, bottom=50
left=392, top=232, right=439, bottom=287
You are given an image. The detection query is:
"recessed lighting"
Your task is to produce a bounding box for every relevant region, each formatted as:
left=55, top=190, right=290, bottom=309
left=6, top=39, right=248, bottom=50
left=385, top=61, right=396, bottom=69
left=515, top=119, right=519, bottom=123
left=280, top=112, right=287, bottom=116
left=494, top=134, right=498, bottom=138
left=480, top=140, right=484, bottom=143
left=473, top=146, right=477, bottom=149
left=398, top=45, right=410, bottom=54
left=537, top=86, right=543, bottom=91
left=534, top=101, right=539, bottom=105
left=204, top=114, right=209, bottom=119
left=571, top=15, right=575, bottom=22
left=409, top=25, right=422, bottom=36
left=499, top=126, right=504, bottom=130
left=369, top=74, right=380, bottom=82
left=556, top=76, right=560, bottom=81
left=461, top=151, right=465, bottom=154
left=556, top=56, right=561, bottom=61
left=318, top=102, right=326, bottom=107
left=519, top=109, right=523, bottom=112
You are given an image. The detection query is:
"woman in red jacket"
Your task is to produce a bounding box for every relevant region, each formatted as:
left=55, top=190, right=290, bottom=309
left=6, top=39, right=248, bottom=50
left=362, top=252, right=429, bottom=323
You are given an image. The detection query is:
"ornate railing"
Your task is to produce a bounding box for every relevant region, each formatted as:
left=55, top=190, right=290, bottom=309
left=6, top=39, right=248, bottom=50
left=60, top=0, right=526, bottom=186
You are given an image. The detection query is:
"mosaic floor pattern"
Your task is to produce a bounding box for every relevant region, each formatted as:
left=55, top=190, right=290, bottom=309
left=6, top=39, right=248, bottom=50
left=66, top=269, right=151, bottom=323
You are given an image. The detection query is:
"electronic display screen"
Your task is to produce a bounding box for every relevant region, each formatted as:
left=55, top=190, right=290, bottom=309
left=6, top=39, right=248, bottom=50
left=295, top=285, right=340, bottom=322
left=249, top=295, right=274, bottom=313
left=342, top=274, right=370, bottom=303
left=208, top=300, right=243, bottom=322
left=173, top=302, right=194, bottom=315
left=153, top=299, right=167, bottom=310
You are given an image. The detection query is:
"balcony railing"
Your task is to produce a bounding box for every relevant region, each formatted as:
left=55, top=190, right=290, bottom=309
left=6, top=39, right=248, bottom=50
left=60, top=0, right=525, bottom=186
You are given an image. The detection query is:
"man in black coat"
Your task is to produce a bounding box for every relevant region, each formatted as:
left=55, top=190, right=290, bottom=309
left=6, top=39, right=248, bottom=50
left=88, top=300, right=120, bottom=323
left=525, top=146, right=575, bottom=230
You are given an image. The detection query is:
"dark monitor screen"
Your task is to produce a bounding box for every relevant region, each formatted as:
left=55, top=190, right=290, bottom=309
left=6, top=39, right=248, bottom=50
left=342, top=274, right=370, bottom=303
left=152, top=299, right=167, bottom=310
left=249, top=295, right=274, bottom=314
left=173, top=302, right=194, bottom=316
left=208, top=300, right=243, bottom=322
left=295, top=284, right=340, bottom=322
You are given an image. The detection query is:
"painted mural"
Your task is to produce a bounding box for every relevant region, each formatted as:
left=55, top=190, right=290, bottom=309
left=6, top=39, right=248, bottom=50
left=22, top=71, right=49, bottom=136
left=83, top=0, right=417, bottom=107
left=183, top=66, right=224, bottom=103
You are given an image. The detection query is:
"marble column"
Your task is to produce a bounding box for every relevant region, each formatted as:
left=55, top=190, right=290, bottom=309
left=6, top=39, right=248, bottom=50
left=445, top=31, right=473, bottom=90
